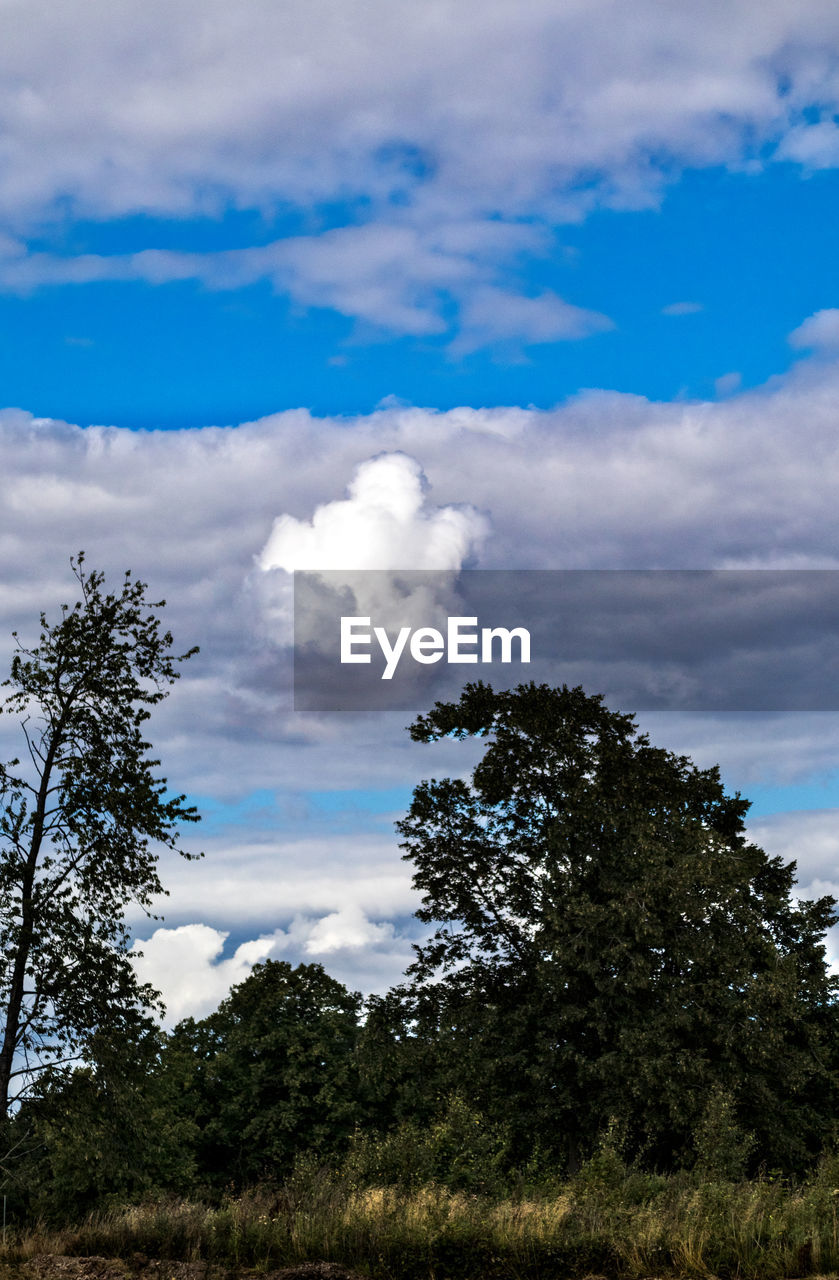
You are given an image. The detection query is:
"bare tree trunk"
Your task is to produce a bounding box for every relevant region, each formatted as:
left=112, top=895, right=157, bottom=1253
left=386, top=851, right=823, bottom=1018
left=0, top=737, right=58, bottom=1114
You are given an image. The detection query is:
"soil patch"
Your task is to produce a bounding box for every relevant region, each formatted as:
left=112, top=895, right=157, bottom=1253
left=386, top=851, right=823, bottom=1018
left=3, top=1258, right=365, bottom=1280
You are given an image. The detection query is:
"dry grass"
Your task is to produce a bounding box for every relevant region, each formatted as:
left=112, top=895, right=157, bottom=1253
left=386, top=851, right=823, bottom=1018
left=2, top=1174, right=839, bottom=1279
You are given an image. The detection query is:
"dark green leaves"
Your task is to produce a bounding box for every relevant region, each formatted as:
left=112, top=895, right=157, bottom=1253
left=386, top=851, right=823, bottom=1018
left=166, top=961, right=362, bottom=1187
left=397, top=682, right=839, bottom=1172
left=0, top=555, right=200, bottom=1113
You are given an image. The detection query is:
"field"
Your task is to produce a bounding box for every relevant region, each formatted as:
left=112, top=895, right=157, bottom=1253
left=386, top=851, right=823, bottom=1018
left=4, top=1164, right=839, bottom=1280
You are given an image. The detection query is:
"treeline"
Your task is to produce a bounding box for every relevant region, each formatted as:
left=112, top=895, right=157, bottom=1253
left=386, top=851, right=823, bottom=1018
left=1, top=960, right=506, bottom=1216
left=3, top=943, right=839, bottom=1227
left=5, top=679, right=839, bottom=1223
left=3, top=950, right=836, bottom=1223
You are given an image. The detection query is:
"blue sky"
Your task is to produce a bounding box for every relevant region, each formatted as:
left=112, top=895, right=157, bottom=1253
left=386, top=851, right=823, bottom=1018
left=3, top=0, right=839, bottom=1018
left=4, top=163, right=839, bottom=427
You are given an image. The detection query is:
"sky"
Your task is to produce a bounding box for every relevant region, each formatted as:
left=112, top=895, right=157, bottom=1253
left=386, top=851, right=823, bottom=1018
left=3, top=0, right=839, bottom=1021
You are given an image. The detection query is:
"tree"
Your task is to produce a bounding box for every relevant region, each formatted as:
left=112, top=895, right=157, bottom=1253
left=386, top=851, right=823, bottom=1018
left=8, top=1025, right=197, bottom=1218
left=165, top=960, right=362, bottom=1187
left=395, top=681, right=839, bottom=1173
left=0, top=555, right=200, bottom=1114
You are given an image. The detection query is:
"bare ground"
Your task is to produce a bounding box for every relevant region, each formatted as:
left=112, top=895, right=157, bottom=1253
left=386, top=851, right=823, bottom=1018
left=0, top=1259, right=366, bottom=1280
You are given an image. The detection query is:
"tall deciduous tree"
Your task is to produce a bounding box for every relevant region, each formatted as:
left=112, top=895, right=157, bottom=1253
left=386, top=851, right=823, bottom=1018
left=0, top=555, right=199, bottom=1113
left=396, top=681, right=839, bottom=1172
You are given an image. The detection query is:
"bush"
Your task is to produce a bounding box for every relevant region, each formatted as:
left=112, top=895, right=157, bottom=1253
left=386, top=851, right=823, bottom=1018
left=692, top=1086, right=755, bottom=1182
left=343, top=1095, right=510, bottom=1194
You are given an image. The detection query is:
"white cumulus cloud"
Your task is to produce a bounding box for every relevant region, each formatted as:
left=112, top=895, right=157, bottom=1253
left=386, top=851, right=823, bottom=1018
left=132, top=909, right=418, bottom=1021
left=259, top=452, right=487, bottom=573
left=256, top=450, right=489, bottom=651
left=131, top=924, right=278, bottom=1024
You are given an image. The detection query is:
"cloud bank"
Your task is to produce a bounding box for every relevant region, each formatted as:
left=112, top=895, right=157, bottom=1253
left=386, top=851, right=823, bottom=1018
left=1, top=322, right=839, bottom=1009
left=4, top=0, right=839, bottom=224
left=4, top=1, right=839, bottom=341
left=0, top=322, right=838, bottom=788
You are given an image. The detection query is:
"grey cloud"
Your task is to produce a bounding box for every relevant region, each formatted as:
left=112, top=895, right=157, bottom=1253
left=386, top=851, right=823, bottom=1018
left=292, top=569, right=839, bottom=713
left=662, top=301, right=704, bottom=316
left=748, top=810, right=839, bottom=889
left=128, top=833, right=420, bottom=932
left=788, top=308, right=839, bottom=350
left=0, top=0, right=836, bottom=224
left=776, top=120, right=839, bottom=168
left=132, top=913, right=423, bottom=1021
left=2, top=342, right=839, bottom=1007
left=746, top=810, right=839, bottom=974
left=714, top=371, right=741, bottom=396
left=0, top=330, right=835, bottom=790
left=451, top=286, right=612, bottom=353
left=2, top=3, right=839, bottom=341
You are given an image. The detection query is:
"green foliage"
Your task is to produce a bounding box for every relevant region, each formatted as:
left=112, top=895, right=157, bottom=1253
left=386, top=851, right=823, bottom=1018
left=570, top=1122, right=669, bottom=1223
left=571, top=1122, right=630, bottom=1202
left=166, top=960, right=363, bottom=1188
left=395, top=681, right=839, bottom=1174
left=4, top=655, right=839, bottom=1213
left=7, top=1028, right=197, bottom=1219
left=810, top=1147, right=839, bottom=1190
left=692, top=1086, right=755, bottom=1182
left=0, top=555, right=200, bottom=1114
left=355, top=988, right=447, bottom=1133
left=344, top=1094, right=510, bottom=1193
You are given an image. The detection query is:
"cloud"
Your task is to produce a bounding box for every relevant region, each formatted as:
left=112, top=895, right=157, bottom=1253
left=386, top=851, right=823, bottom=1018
left=3, top=4, right=839, bottom=342
left=452, top=286, right=612, bottom=353
left=748, top=809, right=839, bottom=891
left=271, top=224, right=473, bottom=337
left=662, top=301, right=704, bottom=316
left=0, top=330, right=835, bottom=802
left=746, top=808, right=839, bottom=972
left=303, top=904, right=397, bottom=954
left=4, top=337, right=839, bottom=1003
left=3, top=0, right=839, bottom=228
left=776, top=120, right=839, bottom=168
left=259, top=452, right=487, bottom=573
left=788, top=308, right=839, bottom=350
left=255, top=450, right=489, bottom=662
left=132, top=909, right=419, bottom=1021
left=0, top=222, right=605, bottom=345
left=131, top=924, right=277, bottom=1023
left=714, top=371, right=742, bottom=396
left=135, top=831, right=420, bottom=929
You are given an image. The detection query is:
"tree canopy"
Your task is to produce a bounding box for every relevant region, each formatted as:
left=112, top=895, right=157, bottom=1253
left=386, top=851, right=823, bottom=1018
left=395, top=681, right=839, bottom=1171
left=166, top=960, right=363, bottom=1187
left=0, top=555, right=200, bottom=1115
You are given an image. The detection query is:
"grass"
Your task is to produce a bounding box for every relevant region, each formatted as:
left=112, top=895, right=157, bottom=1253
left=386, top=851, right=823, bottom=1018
left=3, top=1169, right=839, bottom=1278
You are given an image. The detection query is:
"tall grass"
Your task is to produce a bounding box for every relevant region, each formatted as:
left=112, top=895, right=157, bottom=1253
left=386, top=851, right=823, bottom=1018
left=3, top=1168, right=839, bottom=1278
